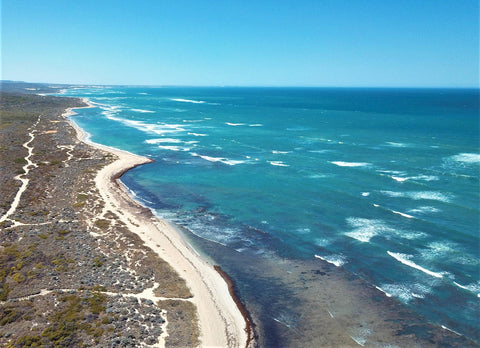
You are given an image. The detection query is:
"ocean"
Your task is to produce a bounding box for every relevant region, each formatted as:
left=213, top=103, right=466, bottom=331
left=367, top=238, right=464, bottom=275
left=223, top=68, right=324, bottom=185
left=58, top=87, right=479, bottom=346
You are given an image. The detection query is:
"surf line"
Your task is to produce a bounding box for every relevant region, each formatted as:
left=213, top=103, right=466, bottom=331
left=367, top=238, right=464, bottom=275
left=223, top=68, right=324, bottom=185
left=387, top=251, right=443, bottom=278
left=214, top=265, right=257, bottom=348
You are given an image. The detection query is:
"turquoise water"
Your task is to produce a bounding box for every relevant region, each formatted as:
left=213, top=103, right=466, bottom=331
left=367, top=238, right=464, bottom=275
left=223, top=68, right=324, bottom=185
left=60, top=87, right=479, bottom=344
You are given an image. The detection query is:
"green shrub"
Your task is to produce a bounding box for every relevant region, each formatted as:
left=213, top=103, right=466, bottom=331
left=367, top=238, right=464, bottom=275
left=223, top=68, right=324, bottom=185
left=6, top=335, right=42, bottom=347
left=0, top=307, right=19, bottom=326
left=94, top=219, right=110, bottom=229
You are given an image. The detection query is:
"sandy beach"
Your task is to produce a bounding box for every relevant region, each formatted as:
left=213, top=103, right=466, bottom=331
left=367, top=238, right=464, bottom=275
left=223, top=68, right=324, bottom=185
left=64, top=104, right=252, bottom=347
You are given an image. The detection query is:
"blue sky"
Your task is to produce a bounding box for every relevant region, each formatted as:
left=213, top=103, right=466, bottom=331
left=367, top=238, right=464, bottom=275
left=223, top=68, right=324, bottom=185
left=2, top=0, right=478, bottom=87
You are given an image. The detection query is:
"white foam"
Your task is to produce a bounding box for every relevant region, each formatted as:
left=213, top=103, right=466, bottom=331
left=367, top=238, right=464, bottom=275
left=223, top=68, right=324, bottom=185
left=171, top=98, right=205, bottom=104
left=361, top=192, right=370, bottom=197
left=375, top=286, right=392, bottom=297
left=314, top=238, right=331, bottom=247
left=409, top=191, right=451, bottom=202
left=131, top=108, right=155, bottom=113
left=453, top=281, right=480, bottom=297
left=378, top=170, right=404, bottom=175
left=408, top=206, right=441, bottom=214
left=222, top=159, right=247, bottom=166
left=330, top=161, right=370, bottom=167
left=145, top=138, right=183, bottom=144
left=105, top=114, right=186, bottom=136
left=392, top=176, right=409, bottom=182
left=344, top=218, right=394, bottom=243
left=410, top=175, right=439, bottom=181
left=268, top=161, right=289, bottom=167
left=385, top=142, right=411, bottom=148
left=182, top=119, right=203, bottom=123
left=188, top=132, right=208, bottom=137
left=391, top=210, right=414, bottom=219
left=380, top=282, right=431, bottom=303
left=138, top=92, right=149, bottom=95
left=296, top=228, right=311, bottom=234
left=441, top=325, right=462, bottom=336
left=387, top=251, right=443, bottom=278
left=315, top=254, right=347, bottom=267
left=450, top=153, right=480, bottom=163
left=272, top=150, right=291, bottom=154
left=225, top=122, right=245, bottom=126
left=249, top=124, right=263, bottom=127
left=381, top=191, right=451, bottom=202
left=391, top=174, right=438, bottom=182
left=158, top=145, right=190, bottom=152
left=191, top=153, right=245, bottom=166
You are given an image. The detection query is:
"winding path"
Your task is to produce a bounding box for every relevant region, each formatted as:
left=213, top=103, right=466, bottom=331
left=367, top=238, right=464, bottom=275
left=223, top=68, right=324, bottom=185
left=0, top=116, right=40, bottom=223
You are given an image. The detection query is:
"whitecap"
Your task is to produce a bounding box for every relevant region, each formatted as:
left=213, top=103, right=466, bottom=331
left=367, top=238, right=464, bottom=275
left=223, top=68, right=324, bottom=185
left=391, top=210, right=414, bottom=219
left=158, top=145, right=190, bottom=152
left=145, top=138, right=182, bottom=144
left=378, top=170, right=405, bottom=175
left=344, top=218, right=394, bottom=243
left=410, top=175, right=439, bottom=181
left=361, top=192, right=370, bottom=197
left=182, top=119, right=204, bottom=123
left=380, top=191, right=405, bottom=198
left=268, top=161, right=289, bottom=167
left=171, top=98, right=205, bottom=104
left=249, top=124, right=263, bottom=127
left=453, top=281, right=480, bottom=297
left=272, top=150, right=291, bottom=154
left=407, top=206, right=441, bottom=214
left=225, top=122, right=245, bottom=126
left=385, top=142, right=411, bottom=148
left=314, top=238, right=331, bottom=247
left=391, top=174, right=438, bottom=182
left=309, top=149, right=333, bottom=154
left=380, top=191, right=451, bottom=202
left=188, top=132, right=208, bottom=137
left=408, top=191, right=451, bottom=202
left=450, top=153, right=480, bottom=163
left=131, top=108, right=155, bottom=113
left=105, top=114, right=186, bottom=136
left=222, top=159, right=247, bottom=165
left=308, top=174, right=329, bottom=179
left=296, top=228, right=311, bottom=234
left=330, top=161, right=370, bottom=167
left=191, top=153, right=245, bottom=166
left=380, top=282, right=432, bottom=303
left=375, top=286, right=392, bottom=297
left=314, top=254, right=347, bottom=267
left=419, top=241, right=459, bottom=261
left=387, top=251, right=444, bottom=278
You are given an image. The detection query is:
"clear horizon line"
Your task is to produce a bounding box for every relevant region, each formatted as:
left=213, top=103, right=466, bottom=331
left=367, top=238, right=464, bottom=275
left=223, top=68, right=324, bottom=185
left=2, top=80, right=479, bottom=89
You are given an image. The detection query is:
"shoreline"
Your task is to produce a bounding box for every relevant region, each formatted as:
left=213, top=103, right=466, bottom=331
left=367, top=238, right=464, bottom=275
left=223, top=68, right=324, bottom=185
left=63, top=103, right=252, bottom=347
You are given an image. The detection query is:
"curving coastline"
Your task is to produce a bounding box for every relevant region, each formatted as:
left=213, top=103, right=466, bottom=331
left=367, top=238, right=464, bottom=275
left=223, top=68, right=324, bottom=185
left=64, top=103, right=252, bottom=347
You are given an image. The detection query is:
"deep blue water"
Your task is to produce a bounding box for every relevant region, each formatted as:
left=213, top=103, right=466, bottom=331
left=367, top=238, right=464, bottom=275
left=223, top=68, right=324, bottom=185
left=59, top=87, right=479, bottom=344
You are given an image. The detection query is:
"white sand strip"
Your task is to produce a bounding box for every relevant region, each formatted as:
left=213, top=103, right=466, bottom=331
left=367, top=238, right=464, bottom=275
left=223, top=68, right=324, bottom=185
left=64, top=104, right=250, bottom=348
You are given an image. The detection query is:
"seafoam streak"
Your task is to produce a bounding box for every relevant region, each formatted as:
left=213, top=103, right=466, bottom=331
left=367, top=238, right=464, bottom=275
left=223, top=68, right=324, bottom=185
left=387, top=251, right=443, bottom=278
